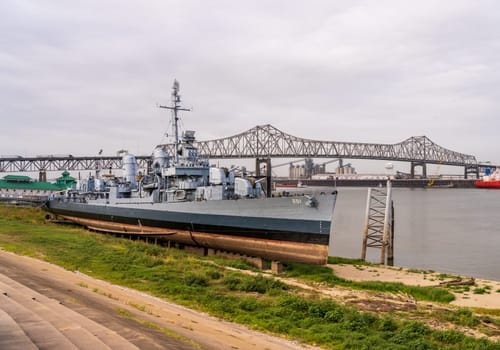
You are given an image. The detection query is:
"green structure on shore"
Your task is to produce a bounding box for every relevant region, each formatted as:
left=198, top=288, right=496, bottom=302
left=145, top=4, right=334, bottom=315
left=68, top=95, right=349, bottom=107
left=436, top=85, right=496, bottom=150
left=0, top=171, right=75, bottom=203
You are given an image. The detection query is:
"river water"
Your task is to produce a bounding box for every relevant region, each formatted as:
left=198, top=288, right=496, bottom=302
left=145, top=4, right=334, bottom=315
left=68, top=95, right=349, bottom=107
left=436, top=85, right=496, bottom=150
left=326, top=187, right=500, bottom=280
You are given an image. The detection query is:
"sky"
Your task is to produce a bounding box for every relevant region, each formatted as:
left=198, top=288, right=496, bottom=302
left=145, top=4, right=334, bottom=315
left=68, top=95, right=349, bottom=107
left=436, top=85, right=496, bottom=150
left=1, top=0, right=499, bottom=174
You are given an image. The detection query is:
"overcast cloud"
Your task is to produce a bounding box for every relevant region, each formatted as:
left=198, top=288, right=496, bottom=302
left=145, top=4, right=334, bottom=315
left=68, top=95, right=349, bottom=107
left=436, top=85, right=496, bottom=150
left=1, top=0, right=499, bottom=173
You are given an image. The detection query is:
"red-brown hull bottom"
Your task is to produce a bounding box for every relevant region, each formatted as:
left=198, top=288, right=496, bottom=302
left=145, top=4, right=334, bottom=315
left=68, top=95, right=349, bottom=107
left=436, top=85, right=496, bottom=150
left=58, top=215, right=329, bottom=265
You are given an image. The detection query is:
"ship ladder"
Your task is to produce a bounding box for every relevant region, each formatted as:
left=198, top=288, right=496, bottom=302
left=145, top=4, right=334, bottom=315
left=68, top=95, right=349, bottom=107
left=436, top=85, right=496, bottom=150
left=361, top=180, right=394, bottom=265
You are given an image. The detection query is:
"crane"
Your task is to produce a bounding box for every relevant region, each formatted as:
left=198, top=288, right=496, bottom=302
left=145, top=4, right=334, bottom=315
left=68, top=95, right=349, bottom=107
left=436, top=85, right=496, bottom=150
left=427, top=160, right=443, bottom=187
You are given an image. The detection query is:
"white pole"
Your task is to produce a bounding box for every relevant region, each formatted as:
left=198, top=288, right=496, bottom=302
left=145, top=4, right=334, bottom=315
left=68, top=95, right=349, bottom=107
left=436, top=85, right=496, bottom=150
left=381, top=180, right=392, bottom=264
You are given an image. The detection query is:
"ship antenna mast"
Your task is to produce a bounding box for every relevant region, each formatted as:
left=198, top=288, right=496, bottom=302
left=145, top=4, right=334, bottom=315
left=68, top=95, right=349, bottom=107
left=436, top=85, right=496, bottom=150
left=159, top=80, right=191, bottom=163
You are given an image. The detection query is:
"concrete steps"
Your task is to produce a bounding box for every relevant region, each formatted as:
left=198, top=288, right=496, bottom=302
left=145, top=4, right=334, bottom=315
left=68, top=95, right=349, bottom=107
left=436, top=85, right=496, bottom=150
left=0, top=308, right=38, bottom=350
left=0, top=274, right=140, bottom=350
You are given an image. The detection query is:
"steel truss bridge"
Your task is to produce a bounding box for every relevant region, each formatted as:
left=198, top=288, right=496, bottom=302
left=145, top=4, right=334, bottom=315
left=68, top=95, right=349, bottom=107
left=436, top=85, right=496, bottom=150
left=0, top=124, right=492, bottom=178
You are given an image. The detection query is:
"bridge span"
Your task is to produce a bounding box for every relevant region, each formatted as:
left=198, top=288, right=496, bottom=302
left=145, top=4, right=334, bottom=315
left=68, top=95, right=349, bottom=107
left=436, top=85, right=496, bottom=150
left=0, top=124, right=493, bottom=178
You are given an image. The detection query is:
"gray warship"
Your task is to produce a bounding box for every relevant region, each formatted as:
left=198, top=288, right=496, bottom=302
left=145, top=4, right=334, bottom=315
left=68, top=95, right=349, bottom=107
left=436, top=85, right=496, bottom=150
left=45, top=81, right=337, bottom=264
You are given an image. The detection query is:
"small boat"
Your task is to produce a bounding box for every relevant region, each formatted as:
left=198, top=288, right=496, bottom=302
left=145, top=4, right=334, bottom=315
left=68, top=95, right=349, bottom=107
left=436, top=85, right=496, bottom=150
left=475, top=168, right=500, bottom=188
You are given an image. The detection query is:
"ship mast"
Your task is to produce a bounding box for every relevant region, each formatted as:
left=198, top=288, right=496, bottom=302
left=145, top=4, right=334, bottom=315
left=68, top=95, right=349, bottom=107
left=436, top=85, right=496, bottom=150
left=159, top=80, right=191, bottom=163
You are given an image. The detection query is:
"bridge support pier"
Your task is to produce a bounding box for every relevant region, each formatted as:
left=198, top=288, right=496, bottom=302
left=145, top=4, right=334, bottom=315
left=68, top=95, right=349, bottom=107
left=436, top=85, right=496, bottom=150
left=410, top=162, right=427, bottom=179
left=464, top=165, right=479, bottom=179
left=38, top=170, right=47, bottom=182
left=255, top=158, right=272, bottom=197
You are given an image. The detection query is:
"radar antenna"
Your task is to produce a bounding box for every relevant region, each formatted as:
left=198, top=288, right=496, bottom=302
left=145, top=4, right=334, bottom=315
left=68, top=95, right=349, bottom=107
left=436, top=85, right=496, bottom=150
left=158, top=80, right=191, bottom=163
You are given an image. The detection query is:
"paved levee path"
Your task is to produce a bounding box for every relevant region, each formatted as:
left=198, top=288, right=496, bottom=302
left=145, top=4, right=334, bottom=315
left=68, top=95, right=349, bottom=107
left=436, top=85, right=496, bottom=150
left=0, top=250, right=316, bottom=350
left=0, top=273, right=143, bottom=350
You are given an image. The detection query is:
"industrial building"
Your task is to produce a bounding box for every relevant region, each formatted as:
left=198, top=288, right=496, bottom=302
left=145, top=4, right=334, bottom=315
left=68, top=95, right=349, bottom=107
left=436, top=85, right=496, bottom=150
left=0, top=171, right=75, bottom=203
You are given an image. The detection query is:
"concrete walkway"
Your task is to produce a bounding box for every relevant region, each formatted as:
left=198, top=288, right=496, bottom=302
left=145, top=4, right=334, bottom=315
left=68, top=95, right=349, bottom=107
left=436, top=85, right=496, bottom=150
left=0, top=273, right=139, bottom=350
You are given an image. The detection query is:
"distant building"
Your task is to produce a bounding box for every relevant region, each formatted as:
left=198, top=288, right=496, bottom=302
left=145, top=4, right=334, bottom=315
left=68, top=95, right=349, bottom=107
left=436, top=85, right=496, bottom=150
left=289, top=159, right=345, bottom=179
left=54, top=171, right=77, bottom=189
left=289, top=164, right=306, bottom=179
left=0, top=171, right=75, bottom=203
left=336, top=164, right=356, bottom=175
left=313, top=163, right=326, bottom=176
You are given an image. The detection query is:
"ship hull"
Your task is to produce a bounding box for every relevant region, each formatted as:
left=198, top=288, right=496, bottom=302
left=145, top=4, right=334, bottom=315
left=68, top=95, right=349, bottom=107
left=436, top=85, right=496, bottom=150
left=45, top=193, right=336, bottom=265
left=475, top=180, right=500, bottom=188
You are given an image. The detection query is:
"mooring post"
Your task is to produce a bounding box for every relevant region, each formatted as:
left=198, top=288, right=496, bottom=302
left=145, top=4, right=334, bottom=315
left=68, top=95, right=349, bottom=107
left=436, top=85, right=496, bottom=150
left=380, top=180, right=392, bottom=264
left=387, top=201, right=395, bottom=266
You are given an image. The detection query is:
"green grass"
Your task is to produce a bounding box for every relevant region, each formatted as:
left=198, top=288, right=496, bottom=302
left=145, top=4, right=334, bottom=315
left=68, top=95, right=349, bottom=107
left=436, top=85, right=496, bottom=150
left=327, top=256, right=373, bottom=266
left=116, top=307, right=200, bottom=348
left=283, top=262, right=456, bottom=303
left=0, top=206, right=498, bottom=350
left=474, top=287, right=491, bottom=295
left=434, top=308, right=481, bottom=328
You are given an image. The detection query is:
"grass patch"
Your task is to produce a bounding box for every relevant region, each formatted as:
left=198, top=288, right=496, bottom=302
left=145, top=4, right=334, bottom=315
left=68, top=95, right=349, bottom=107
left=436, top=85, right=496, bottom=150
left=471, top=308, right=500, bottom=318
left=437, top=273, right=460, bottom=280
left=434, top=308, right=480, bottom=328
left=474, top=287, right=490, bottom=295
left=0, top=206, right=497, bottom=349
left=207, top=256, right=258, bottom=271
left=448, top=284, right=471, bottom=293
left=283, top=262, right=455, bottom=303
left=327, top=256, right=372, bottom=266
left=406, top=268, right=435, bottom=274
left=128, top=302, right=147, bottom=313
left=223, top=272, right=288, bottom=294
left=116, top=307, right=200, bottom=348
left=116, top=307, right=134, bottom=318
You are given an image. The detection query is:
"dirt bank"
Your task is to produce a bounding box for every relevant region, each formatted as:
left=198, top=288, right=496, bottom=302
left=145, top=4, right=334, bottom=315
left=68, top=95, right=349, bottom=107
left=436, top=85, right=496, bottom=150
left=330, top=264, right=500, bottom=309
